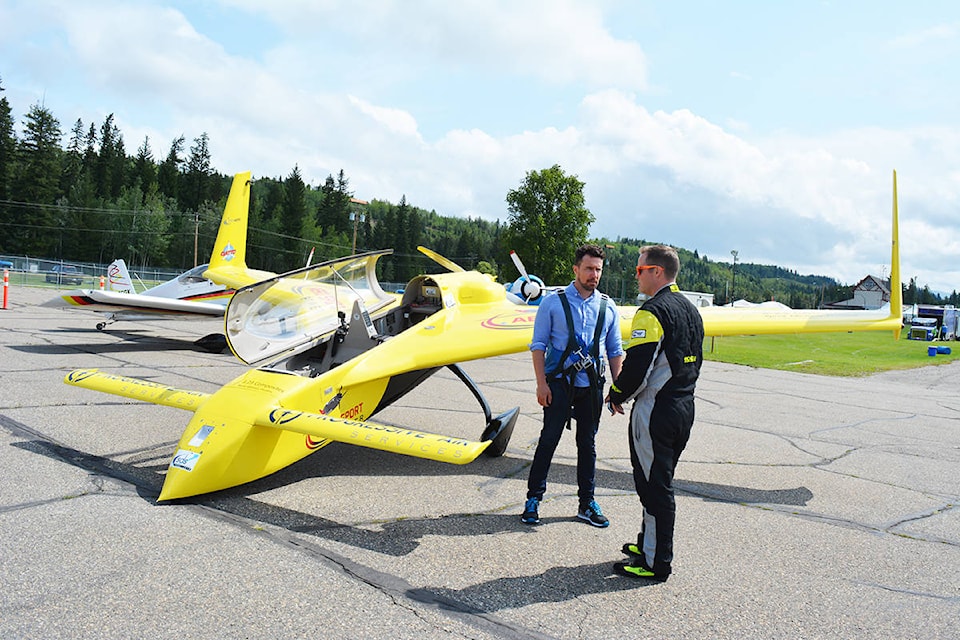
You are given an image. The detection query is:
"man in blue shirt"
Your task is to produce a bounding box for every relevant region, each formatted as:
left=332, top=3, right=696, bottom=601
left=522, top=244, right=623, bottom=527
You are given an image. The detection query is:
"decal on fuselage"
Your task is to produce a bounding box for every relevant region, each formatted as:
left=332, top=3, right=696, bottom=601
left=305, top=435, right=326, bottom=450
left=269, top=409, right=303, bottom=425
left=481, top=311, right=537, bottom=330
left=340, top=402, right=364, bottom=421
left=171, top=449, right=201, bottom=472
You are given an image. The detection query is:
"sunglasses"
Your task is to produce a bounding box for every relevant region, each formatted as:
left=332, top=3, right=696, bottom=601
left=636, top=265, right=659, bottom=276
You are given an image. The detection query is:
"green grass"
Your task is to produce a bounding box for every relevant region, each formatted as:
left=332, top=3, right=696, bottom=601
left=703, top=329, right=956, bottom=376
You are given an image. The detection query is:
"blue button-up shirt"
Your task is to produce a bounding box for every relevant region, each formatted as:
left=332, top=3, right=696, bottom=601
left=530, top=282, right=624, bottom=387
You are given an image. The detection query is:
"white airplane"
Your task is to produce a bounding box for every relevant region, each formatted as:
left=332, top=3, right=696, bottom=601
left=47, top=258, right=232, bottom=331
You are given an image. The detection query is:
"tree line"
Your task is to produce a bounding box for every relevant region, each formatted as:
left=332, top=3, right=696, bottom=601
left=0, top=76, right=951, bottom=306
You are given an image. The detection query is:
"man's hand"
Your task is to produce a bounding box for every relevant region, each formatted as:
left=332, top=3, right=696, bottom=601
left=536, top=379, right=552, bottom=407
left=604, top=392, right=624, bottom=415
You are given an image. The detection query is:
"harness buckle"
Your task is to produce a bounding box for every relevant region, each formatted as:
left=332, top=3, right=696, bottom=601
left=570, top=348, right=594, bottom=372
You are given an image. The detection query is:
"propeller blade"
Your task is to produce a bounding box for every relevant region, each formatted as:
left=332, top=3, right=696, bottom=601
left=510, top=250, right=529, bottom=279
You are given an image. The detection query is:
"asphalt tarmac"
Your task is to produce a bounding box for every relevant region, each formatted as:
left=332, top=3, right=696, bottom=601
left=1, top=285, right=958, bottom=639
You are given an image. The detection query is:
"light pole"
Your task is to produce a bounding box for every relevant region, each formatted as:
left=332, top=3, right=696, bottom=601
left=349, top=197, right=368, bottom=254
left=350, top=211, right=365, bottom=254
left=730, top=250, right=738, bottom=305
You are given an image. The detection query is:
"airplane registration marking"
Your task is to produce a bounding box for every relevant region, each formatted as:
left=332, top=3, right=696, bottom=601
left=481, top=312, right=537, bottom=330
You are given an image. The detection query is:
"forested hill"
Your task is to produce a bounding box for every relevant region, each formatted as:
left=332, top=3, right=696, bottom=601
left=592, top=240, right=850, bottom=309
left=4, top=87, right=945, bottom=307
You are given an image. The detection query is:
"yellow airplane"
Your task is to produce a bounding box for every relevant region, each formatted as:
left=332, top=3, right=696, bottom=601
left=63, top=171, right=903, bottom=501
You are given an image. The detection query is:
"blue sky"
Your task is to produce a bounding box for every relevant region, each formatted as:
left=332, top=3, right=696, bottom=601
left=2, top=0, right=959, bottom=293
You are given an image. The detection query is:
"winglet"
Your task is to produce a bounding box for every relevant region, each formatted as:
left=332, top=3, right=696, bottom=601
left=418, top=246, right=465, bottom=272
left=207, top=172, right=252, bottom=272
left=890, top=170, right=902, bottom=339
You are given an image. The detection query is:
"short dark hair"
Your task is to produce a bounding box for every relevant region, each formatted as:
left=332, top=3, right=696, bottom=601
left=640, top=245, right=680, bottom=279
left=575, top=244, right=605, bottom=265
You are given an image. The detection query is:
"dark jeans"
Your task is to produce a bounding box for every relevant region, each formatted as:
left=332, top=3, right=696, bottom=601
left=526, top=380, right=602, bottom=507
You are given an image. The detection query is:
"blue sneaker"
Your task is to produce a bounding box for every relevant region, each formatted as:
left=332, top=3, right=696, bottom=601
left=521, top=497, right=540, bottom=524
left=577, top=500, right=609, bottom=527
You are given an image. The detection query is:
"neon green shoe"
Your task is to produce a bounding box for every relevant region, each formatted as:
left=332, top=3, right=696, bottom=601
left=613, top=560, right=669, bottom=582
left=621, top=542, right=642, bottom=558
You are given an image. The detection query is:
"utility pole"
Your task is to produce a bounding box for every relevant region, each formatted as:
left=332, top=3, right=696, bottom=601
left=730, top=249, right=738, bottom=305
left=193, top=211, right=200, bottom=267
left=351, top=211, right=365, bottom=254
left=349, top=198, right=368, bottom=254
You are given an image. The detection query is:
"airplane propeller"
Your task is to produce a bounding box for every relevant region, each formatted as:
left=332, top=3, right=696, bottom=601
left=509, top=250, right=545, bottom=304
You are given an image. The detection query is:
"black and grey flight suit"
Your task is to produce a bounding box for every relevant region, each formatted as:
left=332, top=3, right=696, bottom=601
left=609, top=283, right=703, bottom=578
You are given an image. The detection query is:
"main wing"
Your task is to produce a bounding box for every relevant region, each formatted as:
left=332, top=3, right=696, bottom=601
left=698, top=169, right=903, bottom=338
left=342, top=170, right=904, bottom=385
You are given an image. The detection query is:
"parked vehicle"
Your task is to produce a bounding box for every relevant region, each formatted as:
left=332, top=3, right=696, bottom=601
left=0, top=259, right=12, bottom=270
left=908, top=316, right=938, bottom=341
left=46, top=264, right=84, bottom=286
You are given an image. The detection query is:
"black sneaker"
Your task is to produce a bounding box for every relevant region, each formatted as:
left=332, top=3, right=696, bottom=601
left=621, top=542, right=642, bottom=558
left=576, top=500, right=609, bottom=527
left=521, top=497, right=540, bottom=524
left=613, top=559, right=669, bottom=583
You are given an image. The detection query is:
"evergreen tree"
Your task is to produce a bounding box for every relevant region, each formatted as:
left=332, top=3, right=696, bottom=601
left=81, top=122, right=98, bottom=178
left=180, top=132, right=212, bottom=213
left=133, top=136, right=157, bottom=201
left=157, top=135, right=184, bottom=201
left=251, top=178, right=286, bottom=272
left=0, top=78, right=17, bottom=249
left=60, top=118, right=85, bottom=196
left=94, top=114, right=126, bottom=200
left=12, top=102, right=62, bottom=255
left=315, top=169, right=352, bottom=235
left=280, top=166, right=307, bottom=268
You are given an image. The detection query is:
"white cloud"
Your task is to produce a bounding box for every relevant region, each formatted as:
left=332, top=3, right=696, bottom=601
left=348, top=96, right=422, bottom=140
left=219, top=0, right=648, bottom=89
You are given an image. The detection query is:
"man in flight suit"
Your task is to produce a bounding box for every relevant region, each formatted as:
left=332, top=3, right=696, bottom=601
left=607, top=244, right=703, bottom=582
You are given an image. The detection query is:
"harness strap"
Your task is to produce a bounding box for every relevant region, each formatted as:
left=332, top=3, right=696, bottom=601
left=546, top=290, right=609, bottom=429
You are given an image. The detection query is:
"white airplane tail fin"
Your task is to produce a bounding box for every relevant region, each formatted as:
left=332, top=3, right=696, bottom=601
left=106, top=259, right=135, bottom=294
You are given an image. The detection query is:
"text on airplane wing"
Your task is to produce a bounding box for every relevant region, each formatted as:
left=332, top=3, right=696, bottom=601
left=226, top=251, right=396, bottom=365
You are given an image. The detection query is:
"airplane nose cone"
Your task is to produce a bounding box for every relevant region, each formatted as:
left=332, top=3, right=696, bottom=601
left=158, top=465, right=206, bottom=502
